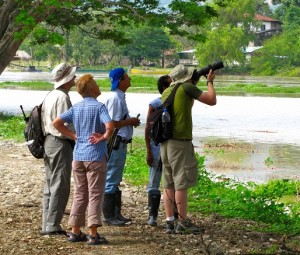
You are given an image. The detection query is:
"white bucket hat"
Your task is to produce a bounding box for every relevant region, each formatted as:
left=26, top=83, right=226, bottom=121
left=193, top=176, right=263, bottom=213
left=169, top=64, right=195, bottom=85
left=52, top=63, right=77, bottom=89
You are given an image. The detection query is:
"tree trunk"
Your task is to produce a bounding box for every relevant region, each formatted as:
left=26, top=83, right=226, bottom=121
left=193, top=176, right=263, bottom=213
left=0, top=0, right=50, bottom=75
left=161, top=52, right=165, bottom=68
left=0, top=0, right=23, bottom=74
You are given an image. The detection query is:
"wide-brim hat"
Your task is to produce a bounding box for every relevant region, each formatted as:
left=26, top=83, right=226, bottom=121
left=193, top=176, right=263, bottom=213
left=109, top=67, right=126, bottom=91
left=52, top=63, right=77, bottom=89
left=170, top=65, right=195, bottom=85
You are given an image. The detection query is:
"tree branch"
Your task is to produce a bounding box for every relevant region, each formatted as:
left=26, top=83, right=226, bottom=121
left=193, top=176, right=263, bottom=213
left=94, top=0, right=146, bottom=20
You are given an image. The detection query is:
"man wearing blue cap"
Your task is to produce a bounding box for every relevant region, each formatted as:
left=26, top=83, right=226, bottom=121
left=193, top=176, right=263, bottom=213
left=103, top=67, right=140, bottom=226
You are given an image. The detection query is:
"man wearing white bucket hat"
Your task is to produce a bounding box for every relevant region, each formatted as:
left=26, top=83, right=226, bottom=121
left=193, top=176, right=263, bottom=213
left=40, top=62, right=77, bottom=235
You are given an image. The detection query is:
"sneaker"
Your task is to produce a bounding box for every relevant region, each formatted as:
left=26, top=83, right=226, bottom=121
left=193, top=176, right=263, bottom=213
left=165, top=220, right=175, bottom=234
left=175, top=219, right=204, bottom=234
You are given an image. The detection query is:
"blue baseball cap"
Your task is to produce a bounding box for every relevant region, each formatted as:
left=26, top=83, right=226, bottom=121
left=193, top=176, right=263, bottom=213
left=109, top=67, right=126, bottom=91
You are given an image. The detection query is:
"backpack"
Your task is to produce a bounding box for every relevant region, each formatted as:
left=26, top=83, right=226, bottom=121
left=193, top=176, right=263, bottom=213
left=149, top=105, right=172, bottom=145
left=20, top=104, right=45, bottom=159
left=149, top=83, right=181, bottom=146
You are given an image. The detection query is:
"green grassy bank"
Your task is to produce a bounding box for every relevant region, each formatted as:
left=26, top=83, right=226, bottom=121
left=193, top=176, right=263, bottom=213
left=1, top=75, right=300, bottom=97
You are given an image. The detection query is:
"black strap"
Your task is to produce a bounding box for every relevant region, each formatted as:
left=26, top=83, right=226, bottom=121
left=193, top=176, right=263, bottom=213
left=162, top=83, right=181, bottom=107
left=107, top=113, right=128, bottom=159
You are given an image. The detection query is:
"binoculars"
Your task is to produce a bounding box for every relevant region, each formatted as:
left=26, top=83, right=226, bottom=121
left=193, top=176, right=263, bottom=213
left=193, top=60, right=224, bottom=81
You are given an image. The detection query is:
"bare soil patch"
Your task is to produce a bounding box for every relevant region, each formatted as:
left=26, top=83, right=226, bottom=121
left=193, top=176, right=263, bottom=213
left=1, top=140, right=300, bottom=255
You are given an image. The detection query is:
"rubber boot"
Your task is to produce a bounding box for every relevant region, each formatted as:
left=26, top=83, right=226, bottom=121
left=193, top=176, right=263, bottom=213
left=102, top=193, right=125, bottom=226
left=115, top=190, right=132, bottom=223
left=147, top=192, right=161, bottom=226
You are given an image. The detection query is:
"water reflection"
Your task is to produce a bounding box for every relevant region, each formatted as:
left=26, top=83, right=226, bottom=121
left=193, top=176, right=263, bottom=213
left=193, top=138, right=300, bottom=184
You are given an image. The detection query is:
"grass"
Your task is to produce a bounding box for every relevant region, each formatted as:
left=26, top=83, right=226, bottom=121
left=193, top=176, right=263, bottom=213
left=0, top=113, right=25, bottom=142
left=1, top=76, right=300, bottom=96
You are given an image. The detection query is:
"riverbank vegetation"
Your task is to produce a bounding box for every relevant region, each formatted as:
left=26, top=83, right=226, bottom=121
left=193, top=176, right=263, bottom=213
left=1, top=75, right=300, bottom=97
left=126, top=137, right=300, bottom=235
left=1, top=117, right=300, bottom=235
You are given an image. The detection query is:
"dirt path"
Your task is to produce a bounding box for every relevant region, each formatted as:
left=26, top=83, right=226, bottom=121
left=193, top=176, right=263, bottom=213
left=0, top=140, right=300, bottom=255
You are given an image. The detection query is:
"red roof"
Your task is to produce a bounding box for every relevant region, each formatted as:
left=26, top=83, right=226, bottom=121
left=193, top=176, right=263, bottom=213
left=255, top=14, right=280, bottom=23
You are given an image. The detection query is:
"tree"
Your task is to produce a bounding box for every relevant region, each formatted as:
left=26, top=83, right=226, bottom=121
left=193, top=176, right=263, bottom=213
left=256, top=0, right=274, bottom=16
left=195, top=0, right=258, bottom=66
left=122, top=26, right=174, bottom=67
left=195, top=0, right=273, bottom=66
left=196, top=24, right=250, bottom=66
left=251, top=1, right=300, bottom=75
left=0, top=0, right=222, bottom=74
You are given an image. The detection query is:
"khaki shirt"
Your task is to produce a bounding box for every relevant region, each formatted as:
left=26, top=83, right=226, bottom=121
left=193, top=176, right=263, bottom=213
left=41, top=89, right=74, bottom=138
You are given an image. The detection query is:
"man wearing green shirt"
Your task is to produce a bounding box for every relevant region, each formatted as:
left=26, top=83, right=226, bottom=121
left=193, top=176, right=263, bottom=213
left=161, top=65, right=216, bottom=234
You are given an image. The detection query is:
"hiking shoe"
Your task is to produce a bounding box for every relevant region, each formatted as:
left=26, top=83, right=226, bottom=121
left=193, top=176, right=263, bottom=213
left=175, top=219, right=204, bottom=235
left=165, top=220, right=175, bottom=234
left=67, top=231, right=87, bottom=242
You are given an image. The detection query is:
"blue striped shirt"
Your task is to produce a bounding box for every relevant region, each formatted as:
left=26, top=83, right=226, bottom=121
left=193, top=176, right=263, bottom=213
left=60, top=97, right=112, bottom=161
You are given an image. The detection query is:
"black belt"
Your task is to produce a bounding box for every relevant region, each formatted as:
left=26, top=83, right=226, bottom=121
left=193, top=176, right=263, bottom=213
left=117, top=135, right=132, bottom=144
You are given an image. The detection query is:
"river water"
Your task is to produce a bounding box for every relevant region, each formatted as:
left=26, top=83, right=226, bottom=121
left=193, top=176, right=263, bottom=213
left=1, top=71, right=300, bottom=183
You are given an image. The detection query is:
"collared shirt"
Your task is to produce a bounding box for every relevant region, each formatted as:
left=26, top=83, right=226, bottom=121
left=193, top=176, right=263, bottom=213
left=105, top=89, right=133, bottom=140
left=60, top=97, right=112, bottom=161
left=42, top=89, right=74, bottom=138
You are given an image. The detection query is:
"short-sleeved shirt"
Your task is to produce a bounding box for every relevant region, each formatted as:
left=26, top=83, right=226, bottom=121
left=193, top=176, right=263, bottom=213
left=42, top=89, right=74, bottom=138
left=150, top=97, right=162, bottom=109
left=105, top=89, right=133, bottom=140
left=60, top=97, right=112, bottom=161
left=161, top=83, right=202, bottom=140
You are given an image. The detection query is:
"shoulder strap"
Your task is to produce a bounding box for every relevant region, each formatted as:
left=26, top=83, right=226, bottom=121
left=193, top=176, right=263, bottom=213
left=162, top=83, right=181, bottom=107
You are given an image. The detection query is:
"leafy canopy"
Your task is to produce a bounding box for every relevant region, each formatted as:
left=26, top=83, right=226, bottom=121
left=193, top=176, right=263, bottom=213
left=10, top=0, right=222, bottom=45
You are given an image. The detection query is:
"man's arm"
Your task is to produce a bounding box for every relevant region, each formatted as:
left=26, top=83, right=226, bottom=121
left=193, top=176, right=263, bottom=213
left=145, top=105, right=154, bottom=167
left=197, top=69, right=217, bottom=106
left=52, top=117, right=77, bottom=141
left=113, top=117, right=140, bottom=129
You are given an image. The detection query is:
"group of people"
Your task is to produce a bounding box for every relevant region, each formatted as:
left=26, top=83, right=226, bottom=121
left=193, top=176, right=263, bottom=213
left=39, top=61, right=216, bottom=245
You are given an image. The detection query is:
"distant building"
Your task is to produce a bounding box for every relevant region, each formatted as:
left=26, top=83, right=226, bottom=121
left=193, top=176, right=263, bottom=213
left=177, top=49, right=199, bottom=66
left=243, top=46, right=263, bottom=61
left=254, top=14, right=282, bottom=46
left=244, top=14, right=282, bottom=60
